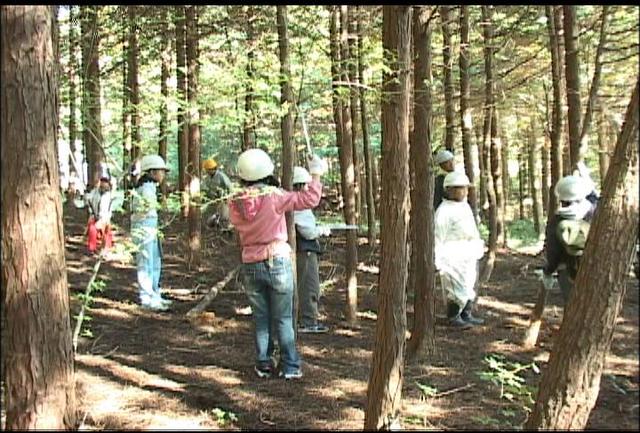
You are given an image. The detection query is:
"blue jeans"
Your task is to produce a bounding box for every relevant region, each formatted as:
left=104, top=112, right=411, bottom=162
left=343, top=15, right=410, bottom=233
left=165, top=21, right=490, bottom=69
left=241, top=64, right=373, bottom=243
left=242, top=257, right=300, bottom=374
left=132, top=218, right=162, bottom=304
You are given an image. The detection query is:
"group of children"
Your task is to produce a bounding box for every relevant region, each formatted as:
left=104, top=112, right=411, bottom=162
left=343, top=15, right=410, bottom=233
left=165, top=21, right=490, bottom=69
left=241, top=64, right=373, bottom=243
left=82, top=145, right=597, bottom=380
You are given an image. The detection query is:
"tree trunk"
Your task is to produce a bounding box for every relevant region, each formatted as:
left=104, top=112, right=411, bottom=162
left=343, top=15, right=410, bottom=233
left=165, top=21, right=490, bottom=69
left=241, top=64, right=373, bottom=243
left=546, top=5, right=564, bottom=218
left=597, top=107, right=610, bottom=186
left=478, top=5, right=498, bottom=286
left=68, top=5, right=80, bottom=188
left=518, top=148, right=525, bottom=220
left=339, top=5, right=359, bottom=325
left=563, top=5, right=581, bottom=172
left=525, top=78, right=639, bottom=431
left=175, top=6, right=188, bottom=217
left=459, top=5, right=477, bottom=219
left=276, top=5, right=297, bottom=296
left=364, top=6, right=411, bottom=430
left=159, top=8, right=170, bottom=163
left=406, top=5, right=436, bottom=362
left=120, top=7, right=131, bottom=192
left=243, top=6, right=256, bottom=151
left=1, top=6, right=76, bottom=428
left=579, top=6, right=609, bottom=162
left=528, top=120, right=542, bottom=235
left=441, top=5, right=455, bottom=152
left=347, top=6, right=362, bottom=225
left=128, top=6, right=141, bottom=162
left=357, top=7, right=377, bottom=246
left=501, top=127, right=509, bottom=222
left=80, top=5, right=103, bottom=187
left=185, top=5, right=201, bottom=269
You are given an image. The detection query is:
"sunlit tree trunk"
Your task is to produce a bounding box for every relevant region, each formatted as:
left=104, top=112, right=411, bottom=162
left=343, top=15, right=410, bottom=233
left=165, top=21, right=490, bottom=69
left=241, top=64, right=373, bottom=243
left=407, top=5, right=435, bottom=362
left=364, top=6, right=411, bottom=430
left=347, top=6, right=363, bottom=224
left=525, top=79, right=639, bottom=431
left=563, top=5, right=581, bottom=171
left=80, top=5, right=103, bottom=187
left=1, top=6, right=76, bottom=428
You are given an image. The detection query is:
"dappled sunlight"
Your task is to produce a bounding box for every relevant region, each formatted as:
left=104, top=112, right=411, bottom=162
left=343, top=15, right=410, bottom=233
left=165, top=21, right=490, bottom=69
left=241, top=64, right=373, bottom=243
left=479, top=296, right=534, bottom=317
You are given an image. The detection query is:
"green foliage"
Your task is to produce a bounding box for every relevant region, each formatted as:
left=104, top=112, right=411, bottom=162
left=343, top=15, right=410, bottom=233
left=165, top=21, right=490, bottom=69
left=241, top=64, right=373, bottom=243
left=210, top=407, right=238, bottom=426
left=506, top=219, right=542, bottom=248
left=415, top=381, right=438, bottom=399
left=477, top=353, right=539, bottom=411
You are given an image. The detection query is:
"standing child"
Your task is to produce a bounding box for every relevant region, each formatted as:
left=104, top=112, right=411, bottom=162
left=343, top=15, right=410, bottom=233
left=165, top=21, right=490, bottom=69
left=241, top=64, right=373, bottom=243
left=434, top=171, right=485, bottom=328
left=85, top=174, right=114, bottom=255
left=292, top=166, right=331, bottom=333
left=229, top=149, right=327, bottom=380
left=131, top=155, right=171, bottom=311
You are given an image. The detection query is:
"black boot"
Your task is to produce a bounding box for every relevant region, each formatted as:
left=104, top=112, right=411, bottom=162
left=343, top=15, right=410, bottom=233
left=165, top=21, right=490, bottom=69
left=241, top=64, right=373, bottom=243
left=447, top=302, right=473, bottom=329
left=460, top=300, right=484, bottom=325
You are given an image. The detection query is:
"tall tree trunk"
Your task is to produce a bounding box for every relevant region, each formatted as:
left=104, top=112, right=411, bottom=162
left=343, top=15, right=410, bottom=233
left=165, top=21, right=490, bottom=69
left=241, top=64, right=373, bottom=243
left=528, top=120, right=542, bottom=235
left=476, top=121, right=487, bottom=217
left=491, top=108, right=505, bottom=247
left=277, top=6, right=297, bottom=307
left=357, top=7, right=376, bottom=246
left=459, top=5, right=477, bottom=219
left=128, top=6, right=140, bottom=162
left=339, top=5, right=359, bottom=325
left=478, top=5, right=498, bottom=285
left=243, top=5, right=256, bottom=150
left=68, top=5, right=80, bottom=187
left=407, top=5, right=436, bottom=362
left=175, top=6, right=188, bottom=217
left=597, top=107, right=610, bottom=186
left=518, top=148, right=525, bottom=220
left=1, top=6, right=76, bottom=428
left=364, top=7, right=411, bottom=430
left=347, top=6, right=362, bottom=224
left=121, top=7, right=131, bottom=191
left=186, top=5, right=201, bottom=269
left=579, top=6, right=609, bottom=162
left=159, top=8, right=170, bottom=163
left=542, top=134, right=551, bottom=216
left=563, top=5, right=581, bottom=172
left=330, top=5, right=344, bottom=204
left=501, top=127, right=509, bottom=222
left=441, top=5, right=455, bottom=152
left=80, top=5, right=103, bottom=188
left=525, top=79, right=639, bottom=431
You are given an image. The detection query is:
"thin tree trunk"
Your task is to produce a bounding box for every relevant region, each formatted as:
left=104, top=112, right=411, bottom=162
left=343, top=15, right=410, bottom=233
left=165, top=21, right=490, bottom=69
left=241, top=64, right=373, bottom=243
left=525, top=79, right=639, bottom=431
left=518, top=148, right=525, bottom=220
left=128, top=6, right=140, bottom=162
left=528, top=120, right=542, bottom=235
left=121, top=7, right=131, bottom=191
left=501, top=127, right=509, bottom=221
left=491, top=108, right=505, bottom=247
left=175, top=6, right=188, bottom=217
left=68, top=5, right=79, bottom=187
left=563, top=5, right=581, bottom=171
left=441, top=5, right=455, bottom=152
left=597, top=107, right=610, bottom=186
left=243, top=5, right=256, bottom=150
left=186, top=5, right=201, bottom=269
left=546, top=5, right=564, bottom=219
left=339, top=5, right=359, bottom=325
left=1, top=6, right=76, bottom=428
left=357, top=7, right=376, bottom=246
left=407, top=5, right=436, bottom=362
left=364, top=6, right=411, bottom=430
left=459, top=5, right=477, bottom=218
left=159, top=8, right=170, bottom=163
left=347, top=6, right=362, bottom=225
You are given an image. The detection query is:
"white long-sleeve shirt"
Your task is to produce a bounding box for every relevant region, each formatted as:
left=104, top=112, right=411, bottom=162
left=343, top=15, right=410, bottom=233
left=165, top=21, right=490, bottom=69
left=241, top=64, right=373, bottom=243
left=85, top=188, right=112, bottom=225
left=294, top=208, right=322, bottom=240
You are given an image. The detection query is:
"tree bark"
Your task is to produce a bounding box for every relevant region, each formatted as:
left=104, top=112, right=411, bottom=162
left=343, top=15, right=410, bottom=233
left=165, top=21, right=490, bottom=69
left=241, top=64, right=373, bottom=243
left=1, top=6, right=76, bottom=428
left=563, top=5, right=581, bottom=171
left=347, top=6, right=362, bottom=225
left=186, top=5, right=201, bottom=269
left=80, top=5, right=103, bottom=188
left=175, top=6, right=188, bottom=217
left=440, top=5, right=455, bottom=152
left=459, top=5, right=477, bottom=219
left=339, top=5, right=359, bottom=325
left=127, top=6, right=141, bottom=162
left=364, top=6, right=411, bottom=430
left=525, top=78, right=639, bottom=431
left=243, top=5, right=257, bottom=150
left=528, top=120, right=542, bottom=235
left=159, top=7, right=170, bottom=163
left=597, top=107, right=610, bottom=186
left=357, top=7, right=377, bottom=247
left=406, top=5, right=436, bottom=362
left=68, top=5, right=80, bottom=187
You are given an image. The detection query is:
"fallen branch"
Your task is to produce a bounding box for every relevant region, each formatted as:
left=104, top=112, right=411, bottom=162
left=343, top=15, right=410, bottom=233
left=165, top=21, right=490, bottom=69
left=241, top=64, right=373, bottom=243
left=73, top=256, right=103, bottom=352
left=186, top=266, right=240, bottom=317
left=433, top=383, right=475, bottom=398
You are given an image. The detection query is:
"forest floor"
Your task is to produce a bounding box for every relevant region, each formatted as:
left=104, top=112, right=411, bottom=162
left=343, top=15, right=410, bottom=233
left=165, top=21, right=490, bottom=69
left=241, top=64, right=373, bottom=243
left=3, top=203, right=639, bottom=430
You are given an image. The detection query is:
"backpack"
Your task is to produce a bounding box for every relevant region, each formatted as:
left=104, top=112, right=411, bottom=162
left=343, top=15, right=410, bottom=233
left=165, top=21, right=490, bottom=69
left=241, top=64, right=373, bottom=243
left=556, top=218, right=591, bottom=256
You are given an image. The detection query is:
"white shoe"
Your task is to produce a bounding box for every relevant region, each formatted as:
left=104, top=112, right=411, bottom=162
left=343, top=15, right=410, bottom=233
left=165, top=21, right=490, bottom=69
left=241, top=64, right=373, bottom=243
left=141, top=299, right=169, bottom=311
left=158, top=297, right=173, bottom=306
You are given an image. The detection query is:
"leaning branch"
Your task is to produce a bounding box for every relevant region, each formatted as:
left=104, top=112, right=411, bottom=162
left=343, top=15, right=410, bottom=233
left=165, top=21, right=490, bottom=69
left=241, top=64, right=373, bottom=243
left=186, top=266, right=240, bottom=317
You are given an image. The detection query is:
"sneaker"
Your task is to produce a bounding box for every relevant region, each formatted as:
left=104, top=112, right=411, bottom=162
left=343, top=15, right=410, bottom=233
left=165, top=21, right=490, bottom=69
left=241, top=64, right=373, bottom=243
left=254, top=362, right=274, bottom=379
left=141, top=299, right=169, bottom=312
left=279, top=369, right=303, bottom=380
left=298, top=324, right=329, bottom=334
left=158, top=297, right=173, bottom=307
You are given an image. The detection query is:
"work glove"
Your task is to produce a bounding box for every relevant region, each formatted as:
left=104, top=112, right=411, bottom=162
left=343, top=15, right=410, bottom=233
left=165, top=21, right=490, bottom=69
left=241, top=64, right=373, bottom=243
left=318, top=225, right=332, bottom=237
left=308, top=154, right=328, bottom=176
left=542, top=272, right=556, bottom=291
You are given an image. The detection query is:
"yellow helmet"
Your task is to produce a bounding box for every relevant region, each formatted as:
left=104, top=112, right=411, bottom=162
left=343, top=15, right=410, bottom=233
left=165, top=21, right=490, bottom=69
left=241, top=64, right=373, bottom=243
left=202, top=158, right=218, bottom=170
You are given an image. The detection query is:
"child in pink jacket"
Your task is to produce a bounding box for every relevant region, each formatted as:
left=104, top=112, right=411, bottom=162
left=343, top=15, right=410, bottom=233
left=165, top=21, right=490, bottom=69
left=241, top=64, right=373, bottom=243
left=229, top=149, right=327, bottom=380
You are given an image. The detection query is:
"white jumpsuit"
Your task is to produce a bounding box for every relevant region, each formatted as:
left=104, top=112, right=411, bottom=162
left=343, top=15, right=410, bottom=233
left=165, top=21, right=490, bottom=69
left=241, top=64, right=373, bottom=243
left=434, top=199, right=485, bottom=308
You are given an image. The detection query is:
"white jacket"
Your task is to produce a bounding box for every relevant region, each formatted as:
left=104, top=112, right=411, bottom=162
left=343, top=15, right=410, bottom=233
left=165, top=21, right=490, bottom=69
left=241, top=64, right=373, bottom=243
left=85, top=188, right=112, bottom=225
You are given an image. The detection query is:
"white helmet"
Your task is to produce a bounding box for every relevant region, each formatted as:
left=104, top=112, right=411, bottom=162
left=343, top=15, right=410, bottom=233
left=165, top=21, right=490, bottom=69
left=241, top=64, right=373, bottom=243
left=140, top=154, right=169, bottom=172
left=434, top=149, right=454, bottom=165
left=443, top=171, right=470, bottom=188
left=236, top=148, right=274, bottom=181
left=555, top=175, right=589, bottom=201
left=293, top=166, right=311, bottom=184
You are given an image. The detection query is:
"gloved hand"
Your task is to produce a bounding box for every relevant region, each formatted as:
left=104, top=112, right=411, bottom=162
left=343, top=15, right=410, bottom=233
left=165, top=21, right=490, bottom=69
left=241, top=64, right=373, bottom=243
left=318, top=225, right=332, bottom=237
left=308, top=154, right=328, bottom=176
left=542, top=272, right=556, bottom=291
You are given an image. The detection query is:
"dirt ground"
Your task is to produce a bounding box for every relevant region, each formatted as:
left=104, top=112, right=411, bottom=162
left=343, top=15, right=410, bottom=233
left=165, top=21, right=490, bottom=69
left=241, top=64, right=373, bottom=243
left=4, top=204, right=639, bottom=430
